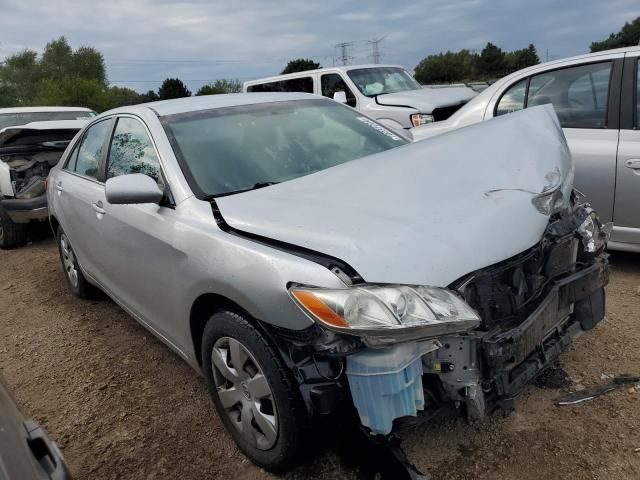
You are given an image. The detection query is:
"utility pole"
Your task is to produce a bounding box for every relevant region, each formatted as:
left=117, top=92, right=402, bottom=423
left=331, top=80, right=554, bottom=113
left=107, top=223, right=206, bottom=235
left=334, top=42, right=354, bottom=66
left=367, top=36, right=386, bottom=64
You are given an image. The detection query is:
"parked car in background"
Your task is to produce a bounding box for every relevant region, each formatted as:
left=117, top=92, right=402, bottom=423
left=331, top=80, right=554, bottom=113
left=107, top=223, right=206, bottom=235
left=243, top=65, right=477, bottom=130
left=412, top=46, right=640, bottom=253
left=47, top=94, right=608, bottom=475
left=0, top=107, right=96, bottom=130
left=0, top=120, right=87, bottom=249
left=0, top=374, right=71, bottom=479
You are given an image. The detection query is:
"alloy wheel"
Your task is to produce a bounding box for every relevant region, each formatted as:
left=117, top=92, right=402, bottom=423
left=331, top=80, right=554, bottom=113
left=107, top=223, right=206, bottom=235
left=59, top=234, right=79, bottom=288
left=211, top=336, right=278, bottom=450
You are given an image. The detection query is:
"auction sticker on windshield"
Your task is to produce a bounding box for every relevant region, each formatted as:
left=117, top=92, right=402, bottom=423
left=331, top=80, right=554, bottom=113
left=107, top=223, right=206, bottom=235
left=356, top=117, right=403, bottom=141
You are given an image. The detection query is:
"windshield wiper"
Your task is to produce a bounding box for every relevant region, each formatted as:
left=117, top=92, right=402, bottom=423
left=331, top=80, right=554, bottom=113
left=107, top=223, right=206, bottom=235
left=205, top=181, right=280, bottom=200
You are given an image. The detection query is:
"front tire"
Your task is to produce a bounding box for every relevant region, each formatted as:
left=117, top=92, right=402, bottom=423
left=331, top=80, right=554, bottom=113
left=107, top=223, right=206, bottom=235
left=0, top=202, right=27, bottom=249
left=202, top=310, right=309, bottom=473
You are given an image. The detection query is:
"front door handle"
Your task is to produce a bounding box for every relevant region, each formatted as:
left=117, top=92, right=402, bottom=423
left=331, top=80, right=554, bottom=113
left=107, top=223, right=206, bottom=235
left=625, top=159, right=640, bottom=170
left=92, top=201, right=106, bottom=215
left=55, top=181, right=63, bottom=192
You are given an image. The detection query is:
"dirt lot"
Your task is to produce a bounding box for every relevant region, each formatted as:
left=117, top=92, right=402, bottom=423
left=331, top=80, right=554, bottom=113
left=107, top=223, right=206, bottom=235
left=1, top=233, right=640, bottom=480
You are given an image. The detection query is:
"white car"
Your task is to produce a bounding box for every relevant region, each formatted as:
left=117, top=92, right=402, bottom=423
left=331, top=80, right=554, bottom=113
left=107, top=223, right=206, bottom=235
left=411, top=46, right=640, bottom=252
left=243, top=65, right=477, bottom=131
left=0, top=119, right=88, bottom=248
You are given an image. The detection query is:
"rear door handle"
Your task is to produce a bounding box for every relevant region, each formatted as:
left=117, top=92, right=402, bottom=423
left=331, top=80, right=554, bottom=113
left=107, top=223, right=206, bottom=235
left=625, top=159, right=640, bottom=170
left=92, top=201, right=106, bottom=215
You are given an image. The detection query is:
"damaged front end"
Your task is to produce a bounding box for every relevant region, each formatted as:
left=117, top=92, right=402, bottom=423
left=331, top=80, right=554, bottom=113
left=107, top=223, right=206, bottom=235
left=256, top=200, right=609, bottom=478
left=0, top=122, right=84, bottom=224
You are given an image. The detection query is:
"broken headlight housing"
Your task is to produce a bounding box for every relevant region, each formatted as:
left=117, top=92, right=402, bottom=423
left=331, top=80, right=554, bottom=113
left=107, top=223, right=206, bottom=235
left=577, top=207, right=612, bottom=253
left=290, top=285, right=480, bottom=346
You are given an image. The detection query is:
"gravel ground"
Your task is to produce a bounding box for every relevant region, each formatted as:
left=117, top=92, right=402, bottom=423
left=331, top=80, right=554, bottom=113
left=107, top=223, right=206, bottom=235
left=1, top=233, right=640, bottom=479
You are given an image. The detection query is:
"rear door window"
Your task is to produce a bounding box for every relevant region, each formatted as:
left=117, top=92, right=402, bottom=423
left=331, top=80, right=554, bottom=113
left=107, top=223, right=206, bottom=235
left=527, top=62, right=612, bottom=128
left=247, top=77, right=314, bottom=93
left=636, top=59, right=640, bottom=128
left=321, top=73, right=357, bottom=107
left=67, top=120, right=111, bottom=180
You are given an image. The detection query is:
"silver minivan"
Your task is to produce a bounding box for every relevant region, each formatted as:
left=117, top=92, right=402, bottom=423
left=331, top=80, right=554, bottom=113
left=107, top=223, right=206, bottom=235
left=47, top=93, right=609, bottom=476
left=413, top=46, right=640, bottom=253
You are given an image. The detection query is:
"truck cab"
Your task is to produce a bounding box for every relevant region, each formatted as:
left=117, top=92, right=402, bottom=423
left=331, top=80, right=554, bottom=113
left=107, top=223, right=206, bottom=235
left=243, top=65, right=477, bottom=130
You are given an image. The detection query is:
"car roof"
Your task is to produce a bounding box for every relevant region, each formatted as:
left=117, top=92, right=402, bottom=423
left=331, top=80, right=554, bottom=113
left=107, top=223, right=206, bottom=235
left=0, top=106, right=94, bottom=114
left=498, top=45, right=640, bottom=80
left=243, top=64, right=405, bottom=85
left=104, top=92, right=326, bottom=117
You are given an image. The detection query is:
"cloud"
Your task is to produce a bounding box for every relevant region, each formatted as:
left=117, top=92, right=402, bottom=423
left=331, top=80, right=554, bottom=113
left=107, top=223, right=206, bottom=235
left=0, top=0, right=638, bottom=92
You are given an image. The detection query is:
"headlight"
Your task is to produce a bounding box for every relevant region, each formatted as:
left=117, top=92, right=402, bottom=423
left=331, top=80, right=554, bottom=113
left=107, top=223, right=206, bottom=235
left=577, top=207, right=611, bottom=253
left=410, top=113, right=434, bottom=128
left=290, top=285, right=480, bottom=346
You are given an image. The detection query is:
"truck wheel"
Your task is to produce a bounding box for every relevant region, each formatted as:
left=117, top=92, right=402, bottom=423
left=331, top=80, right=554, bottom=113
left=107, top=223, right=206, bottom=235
left=56, top=227, right=96, bottom=299
left=202, top=310, right=309, bottom=473
left=0, top=203, right=27, bottom=250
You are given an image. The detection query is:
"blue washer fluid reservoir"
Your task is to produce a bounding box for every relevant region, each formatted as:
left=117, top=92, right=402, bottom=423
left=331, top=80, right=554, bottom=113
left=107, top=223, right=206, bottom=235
left=346, top=340, right=441, bottom=435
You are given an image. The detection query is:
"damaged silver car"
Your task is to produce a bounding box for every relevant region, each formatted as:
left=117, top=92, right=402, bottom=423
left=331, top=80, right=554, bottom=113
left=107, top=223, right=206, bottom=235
left=46, top=93, right=609, bottom=477
left=0, top=120, right=88, bottom=249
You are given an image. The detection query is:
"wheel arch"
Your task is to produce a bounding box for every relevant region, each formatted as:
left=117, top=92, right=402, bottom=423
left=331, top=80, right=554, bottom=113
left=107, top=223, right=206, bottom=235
left=190, top=293, right=253, bottom=366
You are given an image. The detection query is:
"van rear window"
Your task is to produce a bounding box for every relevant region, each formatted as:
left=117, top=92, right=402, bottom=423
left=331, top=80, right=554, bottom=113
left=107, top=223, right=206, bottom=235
left=247, top=77, right=313, bottom=94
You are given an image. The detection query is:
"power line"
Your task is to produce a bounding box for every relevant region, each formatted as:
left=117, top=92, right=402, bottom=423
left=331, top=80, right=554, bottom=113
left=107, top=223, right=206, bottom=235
left=333, top=42, right=354, bottom=66
left=367, top=36, right=386, bottom=64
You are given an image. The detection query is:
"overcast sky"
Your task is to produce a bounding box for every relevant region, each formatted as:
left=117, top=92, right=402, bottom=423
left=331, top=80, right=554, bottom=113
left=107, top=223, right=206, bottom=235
left=1, top=0, right=638, bottom=93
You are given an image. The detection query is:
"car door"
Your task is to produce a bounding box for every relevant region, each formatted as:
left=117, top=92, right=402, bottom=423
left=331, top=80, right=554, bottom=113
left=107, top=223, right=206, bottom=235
left=612, top=53, right=640, bottom=247
left=93, top=115, right=181, bottom=341
left=54, top=118, right=113, bottom=279
left=492, top=56, right=624, bottom=224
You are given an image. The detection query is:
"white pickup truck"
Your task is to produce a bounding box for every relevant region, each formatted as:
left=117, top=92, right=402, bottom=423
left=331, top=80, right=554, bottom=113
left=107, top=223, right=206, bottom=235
left=243, top=65, right=477, bottom=131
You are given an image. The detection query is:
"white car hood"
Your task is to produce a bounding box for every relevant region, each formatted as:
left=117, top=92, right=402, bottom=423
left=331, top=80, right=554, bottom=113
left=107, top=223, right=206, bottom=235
left=216, top=105, right=572, bottom=287
left=375, top=86, right=477, bottom=113
left=0, top=120, right=87, bottom=147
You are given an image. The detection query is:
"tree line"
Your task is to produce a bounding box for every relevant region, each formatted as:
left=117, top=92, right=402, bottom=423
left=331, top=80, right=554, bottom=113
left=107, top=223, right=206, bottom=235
left=0, top=16, right=638, bottom=111
left=0, top=37, right=241, bottom=111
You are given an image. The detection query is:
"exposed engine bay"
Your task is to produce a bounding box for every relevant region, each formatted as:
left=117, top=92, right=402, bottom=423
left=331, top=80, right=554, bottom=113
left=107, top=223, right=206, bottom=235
left=1, top=150, right=62, bottom=199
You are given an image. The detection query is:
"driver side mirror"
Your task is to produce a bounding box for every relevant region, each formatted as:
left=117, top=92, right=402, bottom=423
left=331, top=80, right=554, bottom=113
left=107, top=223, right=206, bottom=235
left=105, top=173, right=163, bottom=205
left=333, top=91, right=348, bottom=104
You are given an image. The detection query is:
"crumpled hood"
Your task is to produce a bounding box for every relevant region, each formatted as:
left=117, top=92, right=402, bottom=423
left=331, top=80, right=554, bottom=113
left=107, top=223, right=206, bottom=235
left=375, top=86, right=477, bottom=113
left=0, top=120, right=86, bottom=150
left=216, top=105, right=572, bottom=287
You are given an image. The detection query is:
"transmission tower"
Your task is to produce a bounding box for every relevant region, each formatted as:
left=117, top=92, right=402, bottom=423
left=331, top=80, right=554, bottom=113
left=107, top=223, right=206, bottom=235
left=367, top=36, right=386, bottom=64
left=334, top=42, right=354, bottom=66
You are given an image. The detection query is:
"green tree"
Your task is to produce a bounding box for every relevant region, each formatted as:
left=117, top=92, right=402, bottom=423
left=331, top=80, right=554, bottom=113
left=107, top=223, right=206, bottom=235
left=157, top=78, right=191, bottom=99
left=506, top=44, right=540, bottom=71
left=476, top=42, right=506, bottom=78
left=140, top=90, right=160, bottom=102
left=71, top=46, right=107, bottom=84
left=39, top=37, right=74, bottom=81
left=414, top=49, right=476, bottom=83
left=0, top=50, right=40, bottom=106
left=590, top=16, right=640, bottom=52
left=102, top=86, right=143, bottom=110
left=196, top=79, right=242, bottom=95
left=281, top=58, right=321, bottom=74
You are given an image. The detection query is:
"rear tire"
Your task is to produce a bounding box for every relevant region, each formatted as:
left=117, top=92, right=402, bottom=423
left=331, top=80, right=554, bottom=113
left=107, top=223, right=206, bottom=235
left=202, top=310, right=309, bottom=473
left=0, top=202, right=27, bottom=250
left=56, top=226, right=97, bottom=299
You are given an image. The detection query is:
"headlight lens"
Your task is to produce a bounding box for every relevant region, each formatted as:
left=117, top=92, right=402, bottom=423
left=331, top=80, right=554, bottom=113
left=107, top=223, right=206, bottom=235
left=410, top=113, right=434, bottom=128
left=290, top=285, right=480, bottom=340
